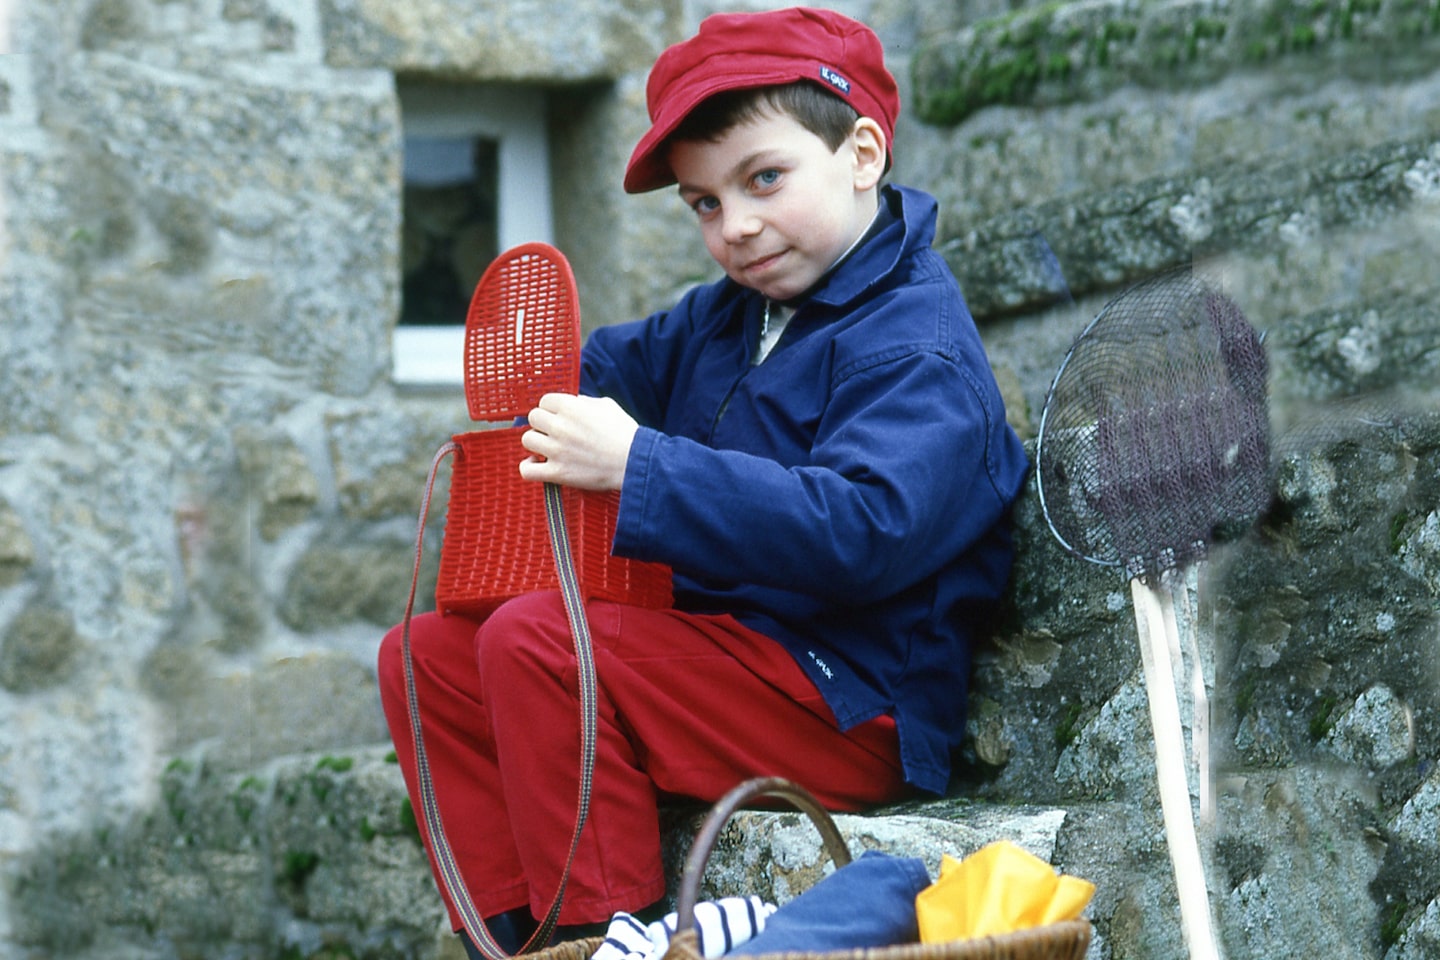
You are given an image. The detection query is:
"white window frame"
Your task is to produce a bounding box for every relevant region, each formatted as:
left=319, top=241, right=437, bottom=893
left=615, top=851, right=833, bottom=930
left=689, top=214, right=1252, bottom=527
left=392, top=82, right=554, bottom=386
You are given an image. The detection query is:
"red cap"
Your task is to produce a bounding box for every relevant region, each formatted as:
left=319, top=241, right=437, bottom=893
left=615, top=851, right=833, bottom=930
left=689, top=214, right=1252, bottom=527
left=623, top=7, right=899, bottom=194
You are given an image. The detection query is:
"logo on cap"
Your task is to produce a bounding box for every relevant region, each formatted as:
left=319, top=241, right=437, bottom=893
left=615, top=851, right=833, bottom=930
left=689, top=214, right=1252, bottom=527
left=818, top=65, right=851, bottom=96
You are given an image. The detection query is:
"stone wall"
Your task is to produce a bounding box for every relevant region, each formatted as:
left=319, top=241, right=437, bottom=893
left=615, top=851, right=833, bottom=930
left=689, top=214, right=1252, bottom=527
left=908, top=1, right=1440, bottom=955
left=0, top=0, right=1437, bottom=958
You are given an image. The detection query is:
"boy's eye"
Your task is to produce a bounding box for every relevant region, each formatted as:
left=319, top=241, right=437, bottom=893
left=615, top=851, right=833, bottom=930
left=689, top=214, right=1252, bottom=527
left=752, top=169, right=781, bottom=189
left=691, top=196, right=720, bottom=216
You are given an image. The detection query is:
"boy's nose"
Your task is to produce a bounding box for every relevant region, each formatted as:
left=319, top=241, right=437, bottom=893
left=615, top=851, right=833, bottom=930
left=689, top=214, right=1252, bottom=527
left=721, top=205, right=762, bottom=244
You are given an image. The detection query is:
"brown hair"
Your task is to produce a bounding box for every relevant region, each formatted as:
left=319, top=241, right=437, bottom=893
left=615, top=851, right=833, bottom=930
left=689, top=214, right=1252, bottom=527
left=667, top=82, right=860, bottom=155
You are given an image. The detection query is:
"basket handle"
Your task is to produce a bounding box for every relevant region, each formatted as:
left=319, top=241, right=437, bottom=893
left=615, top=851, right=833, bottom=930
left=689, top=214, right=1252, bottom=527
left=674, top=777, right=853, bottom=936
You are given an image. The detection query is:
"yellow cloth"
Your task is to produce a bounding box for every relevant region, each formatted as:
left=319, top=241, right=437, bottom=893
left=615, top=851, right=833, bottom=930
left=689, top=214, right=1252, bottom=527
left=915, top=841, right=1095, bottom=942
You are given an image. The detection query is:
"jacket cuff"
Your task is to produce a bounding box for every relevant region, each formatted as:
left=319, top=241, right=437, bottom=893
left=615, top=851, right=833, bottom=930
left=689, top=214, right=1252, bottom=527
left=614, top=426, right=659, bottom=558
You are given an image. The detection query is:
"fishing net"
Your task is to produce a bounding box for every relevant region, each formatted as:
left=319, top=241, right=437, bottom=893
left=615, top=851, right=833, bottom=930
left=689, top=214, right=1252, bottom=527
left=1035, top=266, right=1271, bottom=582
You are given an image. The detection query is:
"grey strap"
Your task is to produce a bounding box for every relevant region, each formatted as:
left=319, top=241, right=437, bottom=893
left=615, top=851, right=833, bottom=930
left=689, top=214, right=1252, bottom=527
left=401, top=442, right=598, bottom=957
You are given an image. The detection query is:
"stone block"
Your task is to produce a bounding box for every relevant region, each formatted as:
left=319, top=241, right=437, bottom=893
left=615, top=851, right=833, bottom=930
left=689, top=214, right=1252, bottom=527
left=0, top=499, right=35, bottom=587
left=0, top=602, right=80, bottom=693
left=942, top=135, right=1440, bottom=321
left=659, top=794, right=1070, bottom=908
left=9, top=744, right=1093, bottom=960
left=327, top=407, right=461, bottom=523
left=318, top=0, right=672, bottom=77
left=1322, top=684, right=1416, bottom=769
left=278, top=538, right=421, bottom=632
left=912, top=0, right=1440, bottom=126
left=234, top=425, right=323, bottom=541
left=154, top=652, right=389, bottom=771
left=52, top=53, right=401, bottom=397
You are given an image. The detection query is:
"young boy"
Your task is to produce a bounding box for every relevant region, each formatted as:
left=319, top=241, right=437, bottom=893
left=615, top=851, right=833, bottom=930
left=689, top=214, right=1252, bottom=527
left=377, top=7, right=1030, bottom=956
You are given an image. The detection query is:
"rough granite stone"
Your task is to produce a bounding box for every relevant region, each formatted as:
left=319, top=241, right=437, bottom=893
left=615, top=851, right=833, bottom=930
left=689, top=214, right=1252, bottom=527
left=2, top=1, right=1438, bottom=957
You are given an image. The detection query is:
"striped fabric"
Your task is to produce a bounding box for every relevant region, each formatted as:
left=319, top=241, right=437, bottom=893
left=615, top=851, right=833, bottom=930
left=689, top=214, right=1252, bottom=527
left=590, top=897, right=778, bottom=960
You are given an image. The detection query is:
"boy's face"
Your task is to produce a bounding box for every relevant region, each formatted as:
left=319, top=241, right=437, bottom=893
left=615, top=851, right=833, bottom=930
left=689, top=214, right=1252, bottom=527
left=670, top=109, right=883, bottom=302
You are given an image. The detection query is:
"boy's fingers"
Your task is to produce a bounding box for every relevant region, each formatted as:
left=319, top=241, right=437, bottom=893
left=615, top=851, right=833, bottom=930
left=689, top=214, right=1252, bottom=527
left=534, top=392, right=576, bottom=416
left=520, top=423, right=564, bottom=462
left=527, top=394, right=581, bottom=438
left=518, top=455, right=553, bottom=482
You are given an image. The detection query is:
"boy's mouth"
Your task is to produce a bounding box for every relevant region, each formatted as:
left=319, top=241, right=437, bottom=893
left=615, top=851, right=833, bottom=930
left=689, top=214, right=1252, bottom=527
left=740, top=249, right=786, bottom=277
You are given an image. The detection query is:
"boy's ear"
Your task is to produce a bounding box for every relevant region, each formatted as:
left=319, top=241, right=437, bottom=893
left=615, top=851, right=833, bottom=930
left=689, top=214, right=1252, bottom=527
left=850, top=117, right=886, bottom=191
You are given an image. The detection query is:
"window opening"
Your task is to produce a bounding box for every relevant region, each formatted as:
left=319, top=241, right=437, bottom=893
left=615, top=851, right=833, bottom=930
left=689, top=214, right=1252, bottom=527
left=402, top=135, right=500, bottom=327
left=393, top=82, right=553, bottom=385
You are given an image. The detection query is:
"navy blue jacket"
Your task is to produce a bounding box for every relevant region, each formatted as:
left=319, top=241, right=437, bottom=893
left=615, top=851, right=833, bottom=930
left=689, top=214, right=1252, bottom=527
left=580, top=184, right=1030, bottom=794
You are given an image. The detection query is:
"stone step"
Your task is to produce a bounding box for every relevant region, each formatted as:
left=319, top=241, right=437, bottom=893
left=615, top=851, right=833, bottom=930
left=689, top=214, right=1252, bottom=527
left=943, top=134, right=1439, bottom=320
left=6, top=744, right=1106, bottom=960
left=657, top=791, right=1075, bottom=910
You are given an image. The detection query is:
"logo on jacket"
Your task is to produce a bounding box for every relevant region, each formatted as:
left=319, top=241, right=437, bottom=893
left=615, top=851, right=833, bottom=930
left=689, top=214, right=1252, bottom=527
left=807, top=650, right=835, bottom=680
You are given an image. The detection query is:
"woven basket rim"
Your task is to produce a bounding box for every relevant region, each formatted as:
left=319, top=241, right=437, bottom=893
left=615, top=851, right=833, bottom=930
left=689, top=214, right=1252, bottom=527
left=660, top=913, right=1091, bottom=960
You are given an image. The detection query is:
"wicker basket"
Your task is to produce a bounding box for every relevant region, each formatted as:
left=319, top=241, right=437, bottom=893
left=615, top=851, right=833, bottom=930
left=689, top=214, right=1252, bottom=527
left=661, top=778, right=1092, bottom=960
left=512, top=938, right=607, bottom=960
left=433, top=242, right=671, bottom=617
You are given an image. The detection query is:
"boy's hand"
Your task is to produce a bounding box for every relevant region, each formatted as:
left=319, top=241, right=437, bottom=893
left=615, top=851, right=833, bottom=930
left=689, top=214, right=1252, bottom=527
left=519, top=393, right=639, bottom=492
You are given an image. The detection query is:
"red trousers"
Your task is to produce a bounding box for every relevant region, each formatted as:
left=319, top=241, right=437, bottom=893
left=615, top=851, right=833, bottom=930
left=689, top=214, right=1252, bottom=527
left=376, top=591, right=908, bottom=928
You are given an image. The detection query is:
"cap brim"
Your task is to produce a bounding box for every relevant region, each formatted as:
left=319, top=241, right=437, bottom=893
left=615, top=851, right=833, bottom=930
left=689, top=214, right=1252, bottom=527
left=623, top=68, right=806, bottom=194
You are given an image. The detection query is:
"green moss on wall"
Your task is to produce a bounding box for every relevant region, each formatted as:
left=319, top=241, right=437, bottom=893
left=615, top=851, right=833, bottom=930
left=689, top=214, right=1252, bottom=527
left=1054, top=700, right=1086, bottom=749
left=914, top=0, right=1440, bottom=126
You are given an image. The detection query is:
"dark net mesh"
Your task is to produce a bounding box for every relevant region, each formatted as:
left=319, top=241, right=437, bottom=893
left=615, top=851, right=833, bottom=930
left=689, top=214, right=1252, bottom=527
left=1035, top=267, right=1271, bottom=581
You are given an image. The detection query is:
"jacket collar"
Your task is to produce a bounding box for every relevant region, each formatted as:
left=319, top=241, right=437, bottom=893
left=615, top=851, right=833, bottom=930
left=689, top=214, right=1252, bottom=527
left=743, top=184, right=938, bottom=317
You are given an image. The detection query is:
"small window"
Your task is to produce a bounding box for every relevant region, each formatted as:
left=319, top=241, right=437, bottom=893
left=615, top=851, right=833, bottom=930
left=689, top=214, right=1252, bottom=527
left=401, top=135, right=500, bottom=328
left=393, top=82, right=553, bottom=385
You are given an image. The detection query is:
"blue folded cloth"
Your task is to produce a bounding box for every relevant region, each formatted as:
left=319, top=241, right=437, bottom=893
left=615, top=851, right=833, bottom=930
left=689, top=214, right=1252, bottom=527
left=728, top=850, right=931, bottom=955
